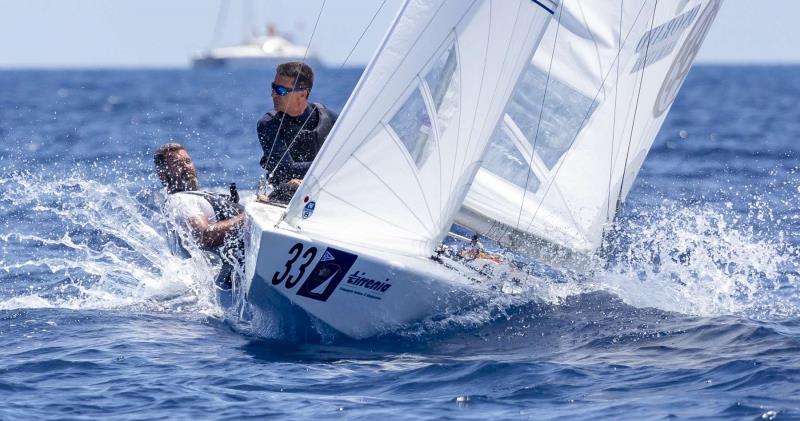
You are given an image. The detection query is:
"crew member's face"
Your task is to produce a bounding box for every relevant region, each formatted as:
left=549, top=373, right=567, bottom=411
left=160, top=149, right=198, bottom=192
left=272, top=74, right=308, bottom=116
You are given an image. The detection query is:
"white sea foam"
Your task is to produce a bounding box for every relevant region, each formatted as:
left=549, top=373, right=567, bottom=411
left=507, top=199, right=799, bottom=320
left=2, top=172, right=797, bottom=339
left=601, top=201, right=798, bottom=318
left=412, top=197, right=799, bottom=336
left=0, top=172, right=223, bottom=317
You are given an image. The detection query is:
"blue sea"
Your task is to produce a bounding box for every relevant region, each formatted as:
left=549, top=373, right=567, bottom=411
left=1, top=65, right=798, bottom=420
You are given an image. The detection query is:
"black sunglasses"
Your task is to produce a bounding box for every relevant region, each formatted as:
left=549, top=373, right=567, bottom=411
left=271, top=82, right=307, bottom=96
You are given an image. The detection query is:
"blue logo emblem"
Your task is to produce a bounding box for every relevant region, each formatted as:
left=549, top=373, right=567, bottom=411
left=296, top=247, right=358, bottom=302
left=302, top=201, right=316, bottom=219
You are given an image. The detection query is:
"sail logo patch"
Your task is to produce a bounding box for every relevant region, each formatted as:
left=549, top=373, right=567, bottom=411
left=320, top=250, right=336, bottom=262
left=630, top=4, right=700, bottom=73
left=296, top=247, right=358, bottom=302
left=302, top=201, right=316, bottom=219
left=653, top=0, right=721, bottom=116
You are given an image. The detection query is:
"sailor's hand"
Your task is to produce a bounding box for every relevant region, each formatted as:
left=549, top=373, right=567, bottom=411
left=287, top=178, right=303, bottom=189
left=257, top=194, right=270, bottom=203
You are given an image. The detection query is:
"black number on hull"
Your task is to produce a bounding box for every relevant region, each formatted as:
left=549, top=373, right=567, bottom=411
left=273, top=242, right=318, bottom=288
left=272, top=243, right=303, bottom=285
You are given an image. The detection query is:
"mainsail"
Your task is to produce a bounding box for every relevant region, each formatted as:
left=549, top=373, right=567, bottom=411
left=458, top=0, right=722, bottom=266
left=283, top=0, right=558, bottom=257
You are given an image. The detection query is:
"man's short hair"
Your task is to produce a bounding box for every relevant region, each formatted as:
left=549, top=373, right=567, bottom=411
left=154, top=143, right=185, bottom=170
left=276, top=62, right=314, bottom=92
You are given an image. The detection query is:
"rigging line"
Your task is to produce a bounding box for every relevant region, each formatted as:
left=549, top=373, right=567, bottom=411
left=614, top=0, right=658, bottom=217
left=312, top=0, right=473, bottom=189
left=262, top=0, right=327, bottom=179
left=441, top=1, right=494, bottom=236
left=601, top=0, right=625, bottom=250
left=266, top=104, right=318, bottom=181
left=311, top=1, right=459, bottom=183
left=520, top=1, right=649, bottom=234
left=442, top=0, right=492, bottom=230
left=469, top=0, right=526, bottom=165
left=442, top=0, right=526, bottom=231
left=352, top=154, right=438, bottom=237
left=455, top=2, right=493, bottom=185
left=338, top=0, right=390, bottom=71
left=576, top=1, right=606, bottom=78
left=513, top=2, right=563, bottom=234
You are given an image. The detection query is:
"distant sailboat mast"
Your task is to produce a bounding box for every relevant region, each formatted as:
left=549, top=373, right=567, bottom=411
left=192, top=0, right=319, bottom=68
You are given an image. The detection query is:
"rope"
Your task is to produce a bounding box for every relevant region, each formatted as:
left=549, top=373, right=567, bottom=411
left=262, top=0, right=327, bottom=180
left=614, top=0, right=658, bottom=216
left=600, top=0, right=625, bottom=252
left=266, top=0, right=390, bottom=182
left=512, top=3, right=564, bottom=235
left=518, top=2, right=648, bottom=235
left=266, top=104, right=318, bottom=181
left=338, top=0, right=390, bottom=71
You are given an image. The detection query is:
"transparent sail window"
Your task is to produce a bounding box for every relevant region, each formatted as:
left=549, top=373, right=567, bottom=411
left=507, top=65, right=598, bottom=169
left=388, top=86, right=434, bottom=168
left=482, top=123, right=541, bottom=193
left=424, top=45, right=460, bottom=139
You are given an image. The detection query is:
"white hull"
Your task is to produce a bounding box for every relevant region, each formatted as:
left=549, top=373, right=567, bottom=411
left=192, top=56, right=323, bottom=70
left=242, top=202, right=483, bottom=339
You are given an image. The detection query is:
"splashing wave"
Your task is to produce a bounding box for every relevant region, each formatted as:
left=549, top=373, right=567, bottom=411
left=0, top=172, right=222, bottom=316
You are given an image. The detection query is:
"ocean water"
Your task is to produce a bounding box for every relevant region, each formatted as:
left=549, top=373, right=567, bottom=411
left=1, top=65, right=798, bottom=420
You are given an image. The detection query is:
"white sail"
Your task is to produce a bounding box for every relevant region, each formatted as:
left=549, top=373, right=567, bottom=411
left=282, top=0, right=558, bottom=257
left=459, top=0, right=722, bottom=263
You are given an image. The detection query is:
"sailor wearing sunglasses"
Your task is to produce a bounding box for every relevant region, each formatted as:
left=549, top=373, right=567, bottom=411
left=257, top=62, right=338, bottom=204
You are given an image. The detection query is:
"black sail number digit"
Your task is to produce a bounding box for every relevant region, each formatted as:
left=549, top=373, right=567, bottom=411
left=272, top=243, right=319, bottom=289
left=286, top=247, right=317, bottom=288
left=272, top=242, right=303, bottom=285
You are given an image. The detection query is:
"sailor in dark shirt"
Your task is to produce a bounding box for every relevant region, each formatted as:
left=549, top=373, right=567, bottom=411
left=257, top=62, right=337, bottom=204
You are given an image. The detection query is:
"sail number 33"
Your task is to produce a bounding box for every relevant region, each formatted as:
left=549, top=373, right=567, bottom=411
left=272, top=243, right=318, bottom=288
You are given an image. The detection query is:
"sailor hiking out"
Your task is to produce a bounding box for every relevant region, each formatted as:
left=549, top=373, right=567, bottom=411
left=154, top=143, right=247, bottom=287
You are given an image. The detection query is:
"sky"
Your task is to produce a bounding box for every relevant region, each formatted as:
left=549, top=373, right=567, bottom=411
left=0, top=0, right=798, bottom=68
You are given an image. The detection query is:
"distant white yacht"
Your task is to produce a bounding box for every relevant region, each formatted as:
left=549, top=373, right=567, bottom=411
left=192, top=25, right=321, bottom=69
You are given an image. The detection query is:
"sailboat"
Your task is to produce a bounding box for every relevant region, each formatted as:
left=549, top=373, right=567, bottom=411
left=192, top=0, right=322, bottom=69
left=192, top=24, right=322, bottom=69
left=240, top=0, right=722, bottom=339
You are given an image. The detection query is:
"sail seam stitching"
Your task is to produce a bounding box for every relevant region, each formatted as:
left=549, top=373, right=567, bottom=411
left=317, top=189, right=434, bottom=250
left=352, top=153, right=438, bottom=236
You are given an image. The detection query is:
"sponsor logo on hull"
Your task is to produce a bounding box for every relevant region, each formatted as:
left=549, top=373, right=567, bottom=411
left=296, top=247, right=358, bottom=302
left=338, top=270, right=393, bottom=301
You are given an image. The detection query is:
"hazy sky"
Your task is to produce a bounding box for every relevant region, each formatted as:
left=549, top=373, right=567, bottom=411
left=0, top=0, right=797, bottom=68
